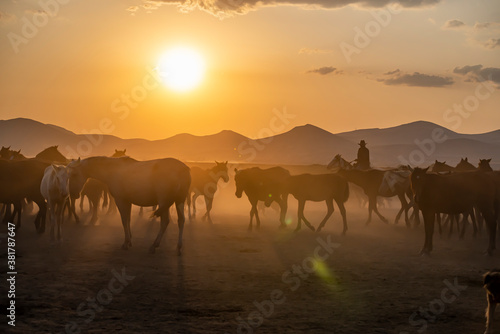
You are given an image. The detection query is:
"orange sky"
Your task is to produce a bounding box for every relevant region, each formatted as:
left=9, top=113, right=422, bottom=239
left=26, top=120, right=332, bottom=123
left=0, top=0, right=499, bottom=140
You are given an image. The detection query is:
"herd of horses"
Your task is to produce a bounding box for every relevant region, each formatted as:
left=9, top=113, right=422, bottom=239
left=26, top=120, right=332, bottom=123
left=0, top=145, right=499, bottom=257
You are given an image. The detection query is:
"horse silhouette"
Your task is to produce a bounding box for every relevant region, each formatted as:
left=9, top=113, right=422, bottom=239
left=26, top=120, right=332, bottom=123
left=68, top=156, right=191, bottom=254
left=410, top=167, right=498, bottom=255
left=35, top=146, right=68, bottom=164
left=187, top=161, right=229, bottom=223
left=0, top=159, right=49, bottom=232
left=431, top=160, right=454, bottom=173
left=455, top=158, right=476, bottom=171
left=234, top=167, right=290, bottom=231
left=479, top=159, right=493, bottom=172
left=328, top=154, right=411, bottom=225
left=284, top=173, right=349, bottom=233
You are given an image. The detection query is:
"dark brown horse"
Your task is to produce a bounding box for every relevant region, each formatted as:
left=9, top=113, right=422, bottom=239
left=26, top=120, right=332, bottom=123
left=455, top=158, right=476, bottom=171
left=410, top=167, right=498, bottom=255
left=187, top=161, right=229, bottom=223
left=479, top=159, right=493, bottom=172
left=234, top=167, right=290, bottom=231
left=284, top=173, right=349, bottom=234
left=68, top=157, right=191, bottom=254
left=35, top=145, right=68, bottom=164
left=0, top=159, right=49, bottom=231
left=431, top=160, right=454, bottom=173
left=0, top=146, right=26, bottom=160
left=328, top=154, right=413, bottom=225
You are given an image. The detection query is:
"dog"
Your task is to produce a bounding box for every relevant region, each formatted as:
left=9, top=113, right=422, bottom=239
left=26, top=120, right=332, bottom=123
left=484, top=270, right=500, bottom=334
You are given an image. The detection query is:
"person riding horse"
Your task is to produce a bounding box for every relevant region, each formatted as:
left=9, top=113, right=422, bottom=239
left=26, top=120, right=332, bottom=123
left=354, top=140, right=370, bottom=170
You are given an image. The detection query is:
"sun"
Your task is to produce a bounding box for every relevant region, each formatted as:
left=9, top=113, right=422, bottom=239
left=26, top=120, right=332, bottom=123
left=156, top=47, right=205, bottom=92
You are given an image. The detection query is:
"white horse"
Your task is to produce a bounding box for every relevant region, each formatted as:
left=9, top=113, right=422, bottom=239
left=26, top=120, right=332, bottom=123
left=40, top=165, right=70, bottom=242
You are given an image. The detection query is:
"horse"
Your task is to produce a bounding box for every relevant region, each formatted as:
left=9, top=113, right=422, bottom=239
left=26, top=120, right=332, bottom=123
left=0, top=146, right=26, bottom=160
left=35, top=145, right=68, bottom=164
left=479, top=159, right=494, bottom=172
left=187, top=161, right=229, bottom=223
left=410, top=167, right=498, bottom=255
left=327, top=154, right=412, bottom=225
left=234, top=167, right=290, bottom=231
left=284, top=173, right=349, bottom=234
left=455, top=158, right=477, bottom=171
left=0, top=159, right=49, bottom=232
left=40, top=165, right=70, bottom=242
left=67, top=156, right=191, bottom=254
left=431, top=160, right=454, bottom=173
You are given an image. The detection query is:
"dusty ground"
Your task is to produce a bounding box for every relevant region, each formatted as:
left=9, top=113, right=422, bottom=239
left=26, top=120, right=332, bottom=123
left=1, top=187, right=498, bottom=334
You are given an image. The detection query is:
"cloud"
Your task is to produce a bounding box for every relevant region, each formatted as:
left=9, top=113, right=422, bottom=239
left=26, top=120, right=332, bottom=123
left=299, top=48, right=333, bottom=55
left=0, top=11, right=17, bottom=25
left=453, top=65, right=500, bottom=84
left=384, top=69, right=400, bottom=75
left=483, top=38, right=500, bottom=49
left=380, top=71, right=454, bottom=87
left=142, top=0, right=441, bottom=18
left=443, top=19, right=465, bottom=29
left=307, top=66, right=337, bottom=75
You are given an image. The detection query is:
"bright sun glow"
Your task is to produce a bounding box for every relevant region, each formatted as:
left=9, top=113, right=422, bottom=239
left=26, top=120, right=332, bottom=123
left=157, top=47, right=205, bottom=92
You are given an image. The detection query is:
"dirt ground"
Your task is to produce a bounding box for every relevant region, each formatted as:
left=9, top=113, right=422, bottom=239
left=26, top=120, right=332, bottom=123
left=1, top=184, right=498, bottom=334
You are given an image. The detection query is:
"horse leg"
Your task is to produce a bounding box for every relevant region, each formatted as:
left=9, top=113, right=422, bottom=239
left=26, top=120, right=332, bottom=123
left=370, top=196, right=388, bottom=224
left=395, top=192, right=408, bottom=225
left=447, top=214, right=454, bottom=239
left=35, top=198, right=47, bottom=234
left=335, top=200, right=348, bottom=236
left=278, top=193, right=289, bottom=228
left=295, top=200, right=304, bottom=232
left=460, top=213, right=469, bottom=240
left=49, top=200, right=56, bottom=243
left=150, top=201, right=174, bottom=254
left=192, top=193, right=199, bottom=217
left=203, top=196, right=213, bottom=223
left=89, top=194, right=99, bottom=225
left=421, top=210, right=435, bottom=255
left=138, top=206, right=144, bottom=217
left=55, top=201, right=64, bottom=242
left=248, top=198, right=257, bottom=231
left=316, top=200, right=334, bottom=233
left=13, top=201, right=22, bottom=230
left=175, top=200, right=185, bottom=255
left=365, top=196, right=373, bottom=225
left=436, top=213, right=442, bottom=237
left=186, top=191, right=192, bottom=220
left=70, top=197, right=80, bottom=224
left=115, top=200, right=132, bottom=250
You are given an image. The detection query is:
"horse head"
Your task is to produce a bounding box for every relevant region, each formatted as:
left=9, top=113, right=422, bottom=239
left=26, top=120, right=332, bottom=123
left=67, top=158, right=86, bottom=198
left=327, top=154, right=352, bottom=171
left=214, top=161, right=229, bottom=183
left=234, top=168, right=244, bottom=198
left=51, top=165, right=70, bottom=198
left=410, top=167, right=429, bottom=204
left=479, top=159, right=493, bottom=172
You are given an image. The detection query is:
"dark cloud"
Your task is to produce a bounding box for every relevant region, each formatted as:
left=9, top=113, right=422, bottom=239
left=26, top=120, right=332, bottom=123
left=144, top=0, right=441, bottom=18
left=454, top=65, right=500, bottom=84
left=484, top=38, right=500, bottom=49
left=384, top=69, right=400, bottom=75
left=443, top=19, right=465, bottom=29
left=380, top=72, right=454, bottom=87
left=307, top=66, right=337, bottom=75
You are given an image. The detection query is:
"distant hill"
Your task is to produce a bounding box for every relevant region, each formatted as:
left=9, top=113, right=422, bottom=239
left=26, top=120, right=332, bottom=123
left=0, top=118, right=499, bottom=168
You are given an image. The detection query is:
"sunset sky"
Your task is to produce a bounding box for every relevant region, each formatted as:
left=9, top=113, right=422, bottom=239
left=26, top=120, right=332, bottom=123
left=0, top=0, right=499, bottom=140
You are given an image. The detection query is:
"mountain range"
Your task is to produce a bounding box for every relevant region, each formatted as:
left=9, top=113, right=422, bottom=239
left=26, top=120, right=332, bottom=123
left=1, top=118, right=499, bottom=168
